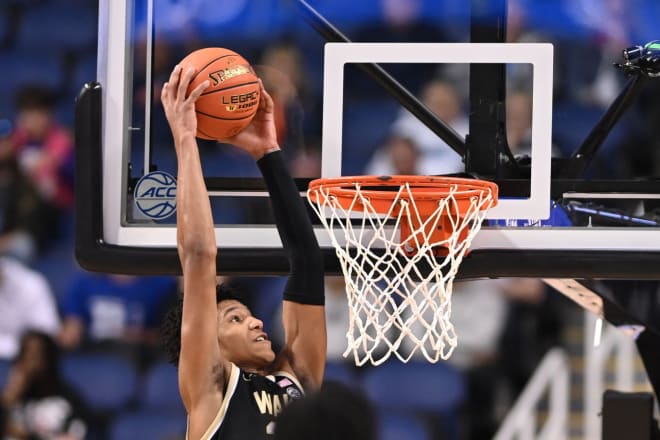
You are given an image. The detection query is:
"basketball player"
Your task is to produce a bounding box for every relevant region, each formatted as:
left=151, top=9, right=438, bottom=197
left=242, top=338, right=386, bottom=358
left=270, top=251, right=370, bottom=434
left=159, top=64, right=326, bottom=439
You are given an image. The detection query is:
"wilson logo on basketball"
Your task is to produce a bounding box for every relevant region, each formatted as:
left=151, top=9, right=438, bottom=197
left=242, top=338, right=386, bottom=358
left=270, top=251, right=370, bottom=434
left=208, top=65, right=251, bottom=86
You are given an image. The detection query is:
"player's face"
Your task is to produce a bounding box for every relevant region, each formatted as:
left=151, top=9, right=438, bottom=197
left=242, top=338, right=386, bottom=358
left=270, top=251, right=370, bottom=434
left=216, top=300, right=275, bottom=370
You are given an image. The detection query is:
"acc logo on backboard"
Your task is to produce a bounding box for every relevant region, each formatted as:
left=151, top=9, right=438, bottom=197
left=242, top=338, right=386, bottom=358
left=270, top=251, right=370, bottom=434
left=134, top=171, right=177, bottom=220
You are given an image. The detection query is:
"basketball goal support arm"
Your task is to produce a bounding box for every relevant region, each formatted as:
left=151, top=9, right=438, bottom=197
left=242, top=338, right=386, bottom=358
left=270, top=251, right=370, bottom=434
left=559, top=73, right=648, bottom=178
left=294, top=0, right=466, bottom=158
left=465, top=0, right=512, bottom=178
left=545, top=279, right=660, bottom=410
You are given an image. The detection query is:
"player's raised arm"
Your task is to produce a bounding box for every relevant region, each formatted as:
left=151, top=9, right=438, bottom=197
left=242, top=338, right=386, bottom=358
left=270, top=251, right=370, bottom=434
left=161, top=65, right=227, bottom=438
left=224, top=83, right=327, bottom=390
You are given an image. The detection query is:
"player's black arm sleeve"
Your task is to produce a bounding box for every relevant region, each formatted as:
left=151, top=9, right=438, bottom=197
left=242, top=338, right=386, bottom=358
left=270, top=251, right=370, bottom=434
left=257, top=150, right=324, bottom=305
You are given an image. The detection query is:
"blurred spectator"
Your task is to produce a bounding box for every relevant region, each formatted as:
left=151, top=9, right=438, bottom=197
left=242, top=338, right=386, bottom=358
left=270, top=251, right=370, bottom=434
left=506, top=89, right=565, bottom=161
left=1, top=331, right=88, bottom=440
left=506, top=90, right=534, bottom=156
left=498, top=279, right=565, bottom=404
left=365, top=134, right=421, bottom=176
left=58, top=273, right=178, bottom=368
left=0, top=257, right=60, bottom=360
left=257, top=41, right=322, bottom=160
left=289, top=147, right=321, bottom=179
left=9, top=86, right=74, bottom=213
left=366, top=78, right=466, bottom=175
left=323, top=277, right=352, bottom=363
left=0, top=126, right=60, bottom=262
left=445, top=279, right=527, bottom=440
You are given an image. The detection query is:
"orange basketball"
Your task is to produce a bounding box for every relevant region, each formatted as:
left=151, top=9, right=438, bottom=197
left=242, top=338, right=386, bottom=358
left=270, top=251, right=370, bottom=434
left=179, top=47, right=260, bottom=140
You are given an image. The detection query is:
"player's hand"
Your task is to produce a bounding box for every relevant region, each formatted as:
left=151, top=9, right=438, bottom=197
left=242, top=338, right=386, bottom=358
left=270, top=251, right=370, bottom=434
left=161, top=65, right=209, bottom=145
left=221, top=80, right=280, bottom=159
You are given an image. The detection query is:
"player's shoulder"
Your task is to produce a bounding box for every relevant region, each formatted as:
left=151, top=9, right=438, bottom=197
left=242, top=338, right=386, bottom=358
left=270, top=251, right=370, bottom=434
left=270, top=370, right=305, bottom=397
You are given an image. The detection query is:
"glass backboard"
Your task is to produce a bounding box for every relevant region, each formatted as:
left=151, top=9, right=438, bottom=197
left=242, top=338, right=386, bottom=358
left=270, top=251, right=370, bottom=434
left=76, top=0, right=660, bottom=278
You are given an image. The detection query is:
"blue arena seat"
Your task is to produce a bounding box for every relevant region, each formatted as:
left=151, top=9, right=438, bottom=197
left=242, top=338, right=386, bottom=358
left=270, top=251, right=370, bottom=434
left=0, top=50, right=65, bottom=117
left=341, top=99, right=400, bottom=175
left=140, top=361, right=185, bottom=415
left=109, top=410, right=187, bottom=440
left=60, top=353, right=138, bottom=413
left=31, top=210, right=81, bottom=304
left=552, top=101, right=630, bottom=158
left=323, top=361, right=360, bottom=388
left=71, top=54, right=98, bottom=97
left=379, top=412, right=432, bottom=440
left=363, top=361, right=465, bottom=413
left=15, top=4, right=97, bottom=54
left=362, top=361, right=465, bottom=439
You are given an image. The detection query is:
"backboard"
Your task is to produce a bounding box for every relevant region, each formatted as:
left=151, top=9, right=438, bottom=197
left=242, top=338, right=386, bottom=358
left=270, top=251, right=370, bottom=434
left=76, top=0, right=660, bottom=279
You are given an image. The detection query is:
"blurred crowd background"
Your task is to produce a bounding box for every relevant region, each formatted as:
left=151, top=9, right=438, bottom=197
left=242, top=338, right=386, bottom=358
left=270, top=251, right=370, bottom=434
left=0, top=0, right=659, bottom=439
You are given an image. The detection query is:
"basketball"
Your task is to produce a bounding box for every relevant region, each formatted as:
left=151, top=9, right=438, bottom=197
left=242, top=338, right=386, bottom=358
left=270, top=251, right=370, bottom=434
left=178, top=47, right=260, bottom=140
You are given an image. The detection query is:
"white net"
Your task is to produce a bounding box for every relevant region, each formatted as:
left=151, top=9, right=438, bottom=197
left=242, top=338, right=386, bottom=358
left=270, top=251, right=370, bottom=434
left=308, top=177, right=496, bottom=366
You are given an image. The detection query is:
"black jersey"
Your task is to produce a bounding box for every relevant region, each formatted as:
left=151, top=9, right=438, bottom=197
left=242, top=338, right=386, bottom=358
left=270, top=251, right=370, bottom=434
left=189, top=363, right=304, bottom=440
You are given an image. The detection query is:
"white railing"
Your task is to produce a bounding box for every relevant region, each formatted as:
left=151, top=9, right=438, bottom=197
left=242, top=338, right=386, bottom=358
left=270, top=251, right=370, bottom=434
left=583, top=311, right=639, bottom=440
left=494, top=348, right=570, bottom=440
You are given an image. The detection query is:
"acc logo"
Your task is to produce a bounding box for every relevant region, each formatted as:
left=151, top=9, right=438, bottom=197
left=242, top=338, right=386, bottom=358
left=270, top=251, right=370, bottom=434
left=134, top=171, right=177, bottom=220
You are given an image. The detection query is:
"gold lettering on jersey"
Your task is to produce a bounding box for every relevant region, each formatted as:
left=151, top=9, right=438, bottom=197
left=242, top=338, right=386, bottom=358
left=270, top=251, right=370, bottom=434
left=253, top=391, right=292, bottom=416
left=253, top=391, right=273, bottom=415
left=209, top=65, right=251, bottom=86
left=272, top=395, right=282, bottom=416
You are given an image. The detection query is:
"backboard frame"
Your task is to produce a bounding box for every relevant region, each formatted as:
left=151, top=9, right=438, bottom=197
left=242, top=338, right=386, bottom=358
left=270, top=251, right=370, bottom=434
left=77, top=0, right=660, bottom=279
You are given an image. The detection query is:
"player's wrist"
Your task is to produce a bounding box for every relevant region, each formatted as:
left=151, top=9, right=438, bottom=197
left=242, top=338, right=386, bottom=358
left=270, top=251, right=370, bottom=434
left=252, top=143, right=280, bottom=160
left=175, top=131, right=197, bottom=148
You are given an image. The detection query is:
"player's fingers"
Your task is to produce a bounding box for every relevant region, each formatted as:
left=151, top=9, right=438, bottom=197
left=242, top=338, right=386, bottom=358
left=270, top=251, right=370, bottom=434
left=161, top=82, right=170, bottom=102
left=177, top=67, right=195, bottom=101
left=167, top=65, right=182, bottom=95
left=187, top=80, right=209, bottom=103
left=258, top=80, right=274, bottom=114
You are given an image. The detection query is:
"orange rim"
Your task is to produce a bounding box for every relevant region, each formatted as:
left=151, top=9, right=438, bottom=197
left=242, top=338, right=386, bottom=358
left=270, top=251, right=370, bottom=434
left=308, top=175, right=499, bottom=216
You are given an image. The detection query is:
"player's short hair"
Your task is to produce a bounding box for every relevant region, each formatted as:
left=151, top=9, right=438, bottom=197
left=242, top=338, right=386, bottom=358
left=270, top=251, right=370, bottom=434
left=160, top=283, right=249, bottom=367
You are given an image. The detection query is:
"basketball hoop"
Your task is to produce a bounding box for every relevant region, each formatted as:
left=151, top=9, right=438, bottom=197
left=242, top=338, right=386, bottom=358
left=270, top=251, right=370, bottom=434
left=307, top=175, right=498, bottom=366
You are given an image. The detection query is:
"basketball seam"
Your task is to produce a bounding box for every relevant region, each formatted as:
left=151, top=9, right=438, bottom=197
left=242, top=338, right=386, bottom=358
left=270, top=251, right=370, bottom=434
left=195, top=110, right=255, bottom=121
left=200, top=80, right=260, bottom=96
